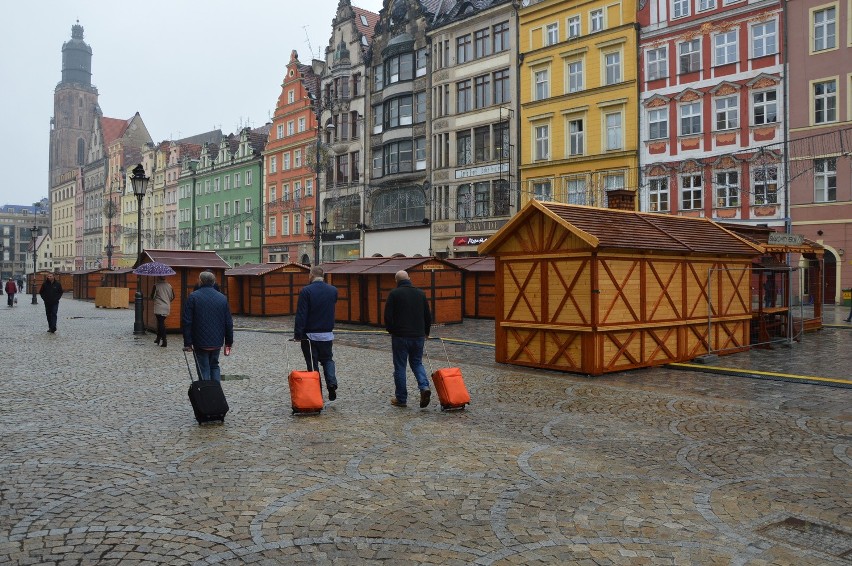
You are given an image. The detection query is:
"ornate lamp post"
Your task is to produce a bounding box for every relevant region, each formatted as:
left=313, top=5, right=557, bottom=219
left=30, top=225, right=38, bottom=304
left=130, top=163, right=150, bottom=335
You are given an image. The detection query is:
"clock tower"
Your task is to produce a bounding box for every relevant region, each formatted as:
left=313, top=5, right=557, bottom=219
left=49, top=22, right=100, bottom=189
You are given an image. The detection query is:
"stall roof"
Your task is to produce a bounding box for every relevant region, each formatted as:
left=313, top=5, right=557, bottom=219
left=479, top=201, right=763, bottom=257
left=448, top=257, right=494, bottom=272
left=104, top=267, right=135, bottom=275
left=321, top=257, right=391, bottom=274
left=69, top=268, right=102, bottom=275
left=716, top=223, right=824, bottom=256
left=225, top=262, right=308, bottom=276
left=138, top=249, right=231, bottom=269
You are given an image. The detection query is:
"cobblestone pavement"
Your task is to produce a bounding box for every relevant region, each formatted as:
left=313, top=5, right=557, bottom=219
left=1, top=298, right=850, bottom=565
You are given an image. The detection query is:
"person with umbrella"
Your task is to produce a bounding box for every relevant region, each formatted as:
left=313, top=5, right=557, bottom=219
left=151, top=276, right=175, bottom=347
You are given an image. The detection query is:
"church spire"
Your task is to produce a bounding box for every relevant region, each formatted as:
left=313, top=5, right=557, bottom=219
left=61, top=20, right=92, bottom=86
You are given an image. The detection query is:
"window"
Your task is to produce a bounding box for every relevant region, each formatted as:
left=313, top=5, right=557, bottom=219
left=649, top=178, right=669, bottom=211
left=814, top=158, right=836, bottom=202
left=373, top=104, right=383, bottom=134
left=234, top=199, right=240, bottom=214
left=534, top=69, right=549, bottom=101
left=494, top=69, right=510, bottom=104
left=214, top=203, right=220, bottom=217
left=493, top=121, right=510, bottom=159
left=475, top=28, right=492, bottom=57
left=679, top=40, right=701, bottom=73
left=814, top=80, right=836, bottom=124
left=474, top=126, right=491, bottom=162
left=384, top=52, right=414, bottom=85
left=374, top=64, right=384, bottom=90
left=293, top=214, right=301, bottom=235
left=457, top=185, right=472, bottom=219
left=306, top=178, right=313, bottom=196
left=545, top=23, right=559, bottom=46
left=457, top=34, right=472, bottom=64
left=204, top=180, right=211, bottom=194
left=681, top=175, right=702, bottom=210
left=715, top=96, right=738, bottom=130
left=372, top=153, right=383, bottom=178
left=294, top=182, right=301, bottom=202
left=605, top=112, right=622, bottom=150
left=457, top=80, right=472, bottom=113
left=287, top=121, right=294, bottom=136
left=494, top=22, right=509, bottom=52
left=298, top=117, right=305, bottom=133
left=605, top=52, right=621, bottom=85
left=567, top=16, right=580, bottom=38
left=294, top=149, right=302, bottom=168
left=494, top=180, right=510, bottom=215
left=270, top=156, right=277, bottom=173
left=383, top=140, right=413, bottom=174
left=287, top=90, right=295, bottom=104
left=533, top=180, right=552, bottom=201
left=384, top=95, right=413, bottom=128
left=568, top=118, right=584, bottom=156
left=672, top=0, right=690, bottom=18
left=752, top=20, right=777, bottom=57
left=269, top=216, right=277, bottom=237
left=245, top=170, right=252, bottom=186
left=699, top=0, right=716, bottom=10
left=282, top=184, right=289, bottom=201
left=680, top=102, right=701, bottom=135
left=277, top=124, right=284, bottom=139
left=715, top=171, right=739, bottom=207
left=270, top=186, right=277, bottom=203
left=214, top=178, right=220, bottom=192
left=415, top=138, right=427, bottom=170
left=566, top=176, right=587, bottom=204
left=753, top=90, right=777, bottom=125
left=457, top=130, right=472, bottom=165
left=534, top=125, right=549, bottom=160
left=245, top=223, right=252, bottom=241
left=753, top=166, right=778, bottom=205
left=590, top=9, right=604, bottom=32
left=415, top=92, right=427, bottom=123
left=813, top=7, right=836, bottom=51
left=234, top=223, right=241, bottom=242
left=474, top=182, right=490, bottom=216
left=568, top=60, right=583, bottom=92
left=646, top=47, right=668, bottom=81
left=714, top=31, right=738, bottom=65
left=416, top=48, right=428, bottom=76
left=649, top=108, right=668, bottom=139
left=475, top=75, right=491, bottom=108
left=224, top=201, right=231, bottom=216
left=283, top=152, right=291, bottom=170
left=282, top=216, right=289, bottom=236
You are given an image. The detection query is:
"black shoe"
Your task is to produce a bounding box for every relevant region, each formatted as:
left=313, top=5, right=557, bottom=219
left=845, top=318, right=851, bottom=323
left=160, top=340, right=167, bottom=348
left=155, top=337, right=160, bottom=345
left=328, top=385, right=337, bottom=401
left=48, top=328, right=56, bottom=333
left=420, top=389, right=431, bottom=408
left=390, top=397, right=407, bottom=408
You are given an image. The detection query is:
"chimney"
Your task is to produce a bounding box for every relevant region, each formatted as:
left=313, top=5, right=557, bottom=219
left=607, top=189, right=636, bottom=211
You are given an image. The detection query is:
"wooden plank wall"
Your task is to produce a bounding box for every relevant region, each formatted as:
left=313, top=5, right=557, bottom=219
left=462, top=272, right=496, bottom=319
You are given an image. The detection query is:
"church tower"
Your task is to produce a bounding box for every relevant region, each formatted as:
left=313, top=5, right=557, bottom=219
left=49, top=22, right=99, bottom=189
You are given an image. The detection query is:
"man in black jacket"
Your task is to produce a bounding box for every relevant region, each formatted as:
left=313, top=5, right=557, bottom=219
left=384, top=270, right=432, bottom=408
left=294, top=266, right=339, bottom=400
left=38, top=273, right=64, bottom=333
left=182, top=272, right=234, bottom=381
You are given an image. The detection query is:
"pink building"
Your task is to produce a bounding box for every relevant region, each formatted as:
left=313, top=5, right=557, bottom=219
left=786, top=0, right=852, bottom=305
left=638, top=0, right=785, bottom=228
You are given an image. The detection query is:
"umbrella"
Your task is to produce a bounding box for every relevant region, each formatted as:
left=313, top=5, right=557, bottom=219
left=133, top=261, right=177, bottom=276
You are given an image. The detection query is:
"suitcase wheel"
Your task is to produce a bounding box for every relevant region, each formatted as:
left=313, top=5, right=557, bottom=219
left=440, top=404, right=466, bottom=412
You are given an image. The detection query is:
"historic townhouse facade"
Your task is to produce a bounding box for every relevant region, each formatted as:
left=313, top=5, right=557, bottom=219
left=786, top=0, right=852, bottom=303
left=49, top=170, right=78, bottom=273
left=263, top=51, right=324, bottom=265
left=428, top=0, right=518, bottom=258
left=638, top=0, right=785, bottom=224
left=364, top=0, right=433, bottom=256
left=519, top=0, right=640, bottom=210
left=0, top=203, right=49, bottom=281
left=180, top=127, right=268, bottom=266
left=316, top=0, right=379, bottom=261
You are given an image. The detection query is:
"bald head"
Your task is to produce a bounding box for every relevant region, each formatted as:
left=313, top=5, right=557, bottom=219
left=395, top=270, right=410, bottom=282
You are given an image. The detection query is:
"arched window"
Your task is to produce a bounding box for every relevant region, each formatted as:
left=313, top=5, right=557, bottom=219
left=76, top=138, right=85, bottom=166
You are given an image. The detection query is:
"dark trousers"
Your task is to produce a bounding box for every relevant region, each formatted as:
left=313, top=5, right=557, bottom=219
left=44, top=302, right=59, bottom=331
left=156, top=315, right=167, bottom=342
left=6, top=293, right=13, bottom=307
left=301, top=339, right=337, bottom=390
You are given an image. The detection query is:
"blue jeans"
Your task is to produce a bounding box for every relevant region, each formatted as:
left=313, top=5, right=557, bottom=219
left=195, top=349, right=221, bottom=381
left=391, top=336, right=430, bottom=405
left=301, top=339, right=337, bottom=390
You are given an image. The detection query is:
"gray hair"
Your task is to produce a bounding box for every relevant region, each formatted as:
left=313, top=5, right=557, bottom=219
left=310, top=266, right=324, bottom=279
left=199, top=271, right=216, bottom=285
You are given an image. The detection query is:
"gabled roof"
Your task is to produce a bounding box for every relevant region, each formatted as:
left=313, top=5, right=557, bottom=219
left=225, top=262, right=309, bottom=276
left=353, top=6, right=380, bottom=42
left=321, top=257, right=390, bottom=274
left=479, top=201, right=762, bottom=257
left=137, top=249, right=231, bottom=269
left=321, top=256, right=456, bottom=275
left=447, top=256, right=494, bottom=272
left=101, top=117, right=129, bottom=145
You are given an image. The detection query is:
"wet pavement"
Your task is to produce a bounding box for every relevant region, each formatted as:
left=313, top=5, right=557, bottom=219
left=0, top=297, right=850, bottom=565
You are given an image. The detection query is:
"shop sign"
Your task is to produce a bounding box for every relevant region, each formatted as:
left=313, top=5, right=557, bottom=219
left=421, top=261, right=449, bottom=270
left=767, top=233, right=804, bottom=246
left=453, top=236, right=489, bottom=246
left=321, top=230, right=359, bottom=242
left=454, top=163, right=509, bottom=179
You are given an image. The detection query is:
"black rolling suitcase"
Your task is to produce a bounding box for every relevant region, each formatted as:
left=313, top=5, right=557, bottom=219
left=184, top=350, right=229, bottom=423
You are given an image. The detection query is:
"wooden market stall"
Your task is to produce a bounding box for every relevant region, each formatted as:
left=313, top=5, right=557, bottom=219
left=448, top=256, right=496, bottom=319
left=225, top=262, right=310, bottom=316
left=28, top=271, right=68, bottom=296
left=100, top=268, right=139, bottom=304
left=323, top=256, right=463, bottom=326
left=136, top=249, right=231, bottom=334
left=71, top=268, right=105, bottom=300
left=479, top=201, right=762, bottom=376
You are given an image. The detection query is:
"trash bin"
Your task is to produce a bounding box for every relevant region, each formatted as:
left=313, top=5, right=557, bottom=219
left=842, top=288, right=851, bottom=307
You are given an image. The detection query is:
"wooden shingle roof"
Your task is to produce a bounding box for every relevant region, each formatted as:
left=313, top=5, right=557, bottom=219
left=479, top=201, right=762, bottom=257
left=225, top=262, right=308, bottom=276
left=138, top=249, right=231, bottom=269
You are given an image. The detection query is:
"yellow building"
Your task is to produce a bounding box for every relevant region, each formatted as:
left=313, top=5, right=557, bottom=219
left=518, top=0, right=639, bottom=208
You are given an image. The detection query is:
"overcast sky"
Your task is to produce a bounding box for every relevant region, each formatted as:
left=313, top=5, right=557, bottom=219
left=0, top=0, right=385, bottom=207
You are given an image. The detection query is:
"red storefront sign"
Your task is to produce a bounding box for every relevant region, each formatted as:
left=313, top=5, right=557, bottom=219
left=453, top=236, right=489, bottom=246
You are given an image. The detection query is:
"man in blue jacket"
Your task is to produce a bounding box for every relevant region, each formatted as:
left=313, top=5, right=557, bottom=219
left=294, top=266, right=339, bottom=400
left=182, top=271, right=233, bottom=381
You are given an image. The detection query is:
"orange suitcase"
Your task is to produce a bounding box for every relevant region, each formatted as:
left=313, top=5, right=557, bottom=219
left=288, top=370, right=323, bottom=414
left=432, top=366, right=470, bottom=411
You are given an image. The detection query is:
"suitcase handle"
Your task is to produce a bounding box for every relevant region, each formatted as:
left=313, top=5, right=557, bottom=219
left=284, top=332, right=313, bottom=376
left=183, top=349, right=203, bottom=382
left=422, top=337, right=451, bottom=375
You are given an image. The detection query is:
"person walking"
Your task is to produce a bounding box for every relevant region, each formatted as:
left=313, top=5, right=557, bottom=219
left=5, top=278, right=18, bottom=307
left=384, top=270, right=432, bottom=408
left=38, top=273, right=64, bottom=333
left=293, top=266, right=339, bottom=400
left=181, top=271, right=233, bottom=381
left=151, top=276, right=175, bottom=347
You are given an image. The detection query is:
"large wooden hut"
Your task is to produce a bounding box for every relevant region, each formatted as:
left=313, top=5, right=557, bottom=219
left=225, top=262, right=311, bottom=316
left=71, top=269, right=102, bottom=300
left=479, top=202, right=762, bottom=376
left=100, top=268, right=140, bottom=304
left=136, top=250, right=231, bottom=334
left=448, top=256, right=495, bottom=319
left=324, top=257, right=463, bottom=326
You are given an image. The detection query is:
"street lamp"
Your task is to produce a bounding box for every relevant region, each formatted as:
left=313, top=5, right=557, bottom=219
left=130, top=163, right=150, bottom=335
left=30, top=225, right=38, bottom=304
